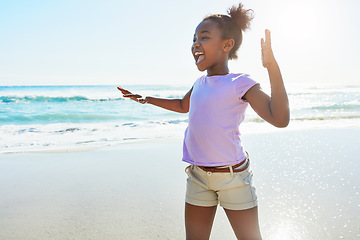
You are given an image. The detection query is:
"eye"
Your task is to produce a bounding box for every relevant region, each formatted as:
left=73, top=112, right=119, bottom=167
left=193, top=35, right=209, bottom=43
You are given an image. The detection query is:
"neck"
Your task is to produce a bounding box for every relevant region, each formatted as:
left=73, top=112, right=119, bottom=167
left=206, top=56, right=230, bottom=76
left=206, top=65, right=229, bottom=76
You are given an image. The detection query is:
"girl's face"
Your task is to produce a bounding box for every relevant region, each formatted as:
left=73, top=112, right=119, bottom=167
left=192, top=20, right=230, bottom=75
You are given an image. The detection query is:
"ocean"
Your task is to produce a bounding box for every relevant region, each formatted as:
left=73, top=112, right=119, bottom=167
left=1, top=83, right=359, bottom=154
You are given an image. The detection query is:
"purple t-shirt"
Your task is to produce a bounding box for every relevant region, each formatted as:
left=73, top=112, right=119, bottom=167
left=182, top=73, right=258, bottom=166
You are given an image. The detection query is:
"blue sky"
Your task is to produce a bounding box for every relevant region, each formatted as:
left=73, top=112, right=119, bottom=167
left=1, top=0, right=359, bottom=86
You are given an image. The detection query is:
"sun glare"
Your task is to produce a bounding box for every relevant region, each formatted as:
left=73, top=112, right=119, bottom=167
left=276, top=2, right=319, bottom=43
left=265, top=220, right=308, bottom=240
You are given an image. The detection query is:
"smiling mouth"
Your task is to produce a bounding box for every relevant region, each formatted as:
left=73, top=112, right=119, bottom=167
left=194, top=51, right=205, bottom=64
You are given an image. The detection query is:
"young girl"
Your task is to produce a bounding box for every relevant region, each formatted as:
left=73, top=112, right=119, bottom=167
left=118, top=3, right=289, bottom=240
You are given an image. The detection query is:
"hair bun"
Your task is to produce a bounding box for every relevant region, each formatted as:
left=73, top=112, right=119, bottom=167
left=227, top=3, right=254, bottom=31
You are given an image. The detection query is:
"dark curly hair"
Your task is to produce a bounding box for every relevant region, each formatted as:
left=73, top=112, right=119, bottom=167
left=203, top=3, right=254, bottom=60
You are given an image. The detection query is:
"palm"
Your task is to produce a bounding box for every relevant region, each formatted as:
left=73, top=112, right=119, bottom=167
left=261, top=29, right=276, bottom=68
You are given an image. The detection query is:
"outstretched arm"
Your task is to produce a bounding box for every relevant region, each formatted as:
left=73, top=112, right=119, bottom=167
left=117, top=86, right=192, bottom=113
left=243, top=29, right=290, bottom=128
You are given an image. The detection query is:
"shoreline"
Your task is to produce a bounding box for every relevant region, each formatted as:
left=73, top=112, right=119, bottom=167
left=2, top=123, right=359, bottom=155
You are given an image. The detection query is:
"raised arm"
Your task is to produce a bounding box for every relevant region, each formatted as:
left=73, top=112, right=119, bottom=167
left=117, top=86, right=192, bottom=113
left=243, top=29, right=290, bottom=128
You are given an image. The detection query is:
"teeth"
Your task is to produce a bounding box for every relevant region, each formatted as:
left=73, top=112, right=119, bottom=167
left=194, top=52, right=204, bottom=56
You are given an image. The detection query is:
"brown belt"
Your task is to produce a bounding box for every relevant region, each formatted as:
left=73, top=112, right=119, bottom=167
left=198, top=158, right=249, bottom=173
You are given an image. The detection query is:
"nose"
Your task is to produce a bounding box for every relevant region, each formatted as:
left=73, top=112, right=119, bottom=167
left=192, top=40, right=200, bottom=51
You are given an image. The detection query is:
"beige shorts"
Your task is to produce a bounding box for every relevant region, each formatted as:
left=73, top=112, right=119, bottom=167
left=185, top=160, right=257, bottom=210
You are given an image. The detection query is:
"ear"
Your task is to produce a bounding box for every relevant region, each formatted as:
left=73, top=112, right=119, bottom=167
left=223, top=39, right=235, bottom=52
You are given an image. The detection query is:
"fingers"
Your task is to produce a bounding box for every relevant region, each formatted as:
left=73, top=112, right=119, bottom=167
left=261, top=30, right=271, bottom=48
left=261, top=38, right=265, bottom=50
left=124, top=94, right=142, bottom=103
left=123, top=94, right=142, bottom=99
left=261, top=29, right=271, bottom=54
left=123, top=93, right=146, bottom=103
left=117, top=86, right=147, bottom=104
left=117, top=87, right=139, bottom=98
left=265, top=29, right=271, bottom=45
left=117, top=86, right=131, bottom=95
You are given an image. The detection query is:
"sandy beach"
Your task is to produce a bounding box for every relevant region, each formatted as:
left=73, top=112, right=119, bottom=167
left=1, top=127, right=359, bottom=240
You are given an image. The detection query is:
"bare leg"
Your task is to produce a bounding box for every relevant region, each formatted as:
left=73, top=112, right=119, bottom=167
left=224, top=206, right=262, bottom=240
left=185, top=203, right=217, bottom=240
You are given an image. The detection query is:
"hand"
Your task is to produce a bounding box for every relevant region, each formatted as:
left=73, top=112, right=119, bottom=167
left=117, top=86, right=147, bottom=104
left=261, top=29, right=277, bottom=69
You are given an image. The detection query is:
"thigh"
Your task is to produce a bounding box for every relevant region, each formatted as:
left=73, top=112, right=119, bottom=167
left=185, top=203, right=217, bottom=240
left=224, top=206, right=262, bottom=240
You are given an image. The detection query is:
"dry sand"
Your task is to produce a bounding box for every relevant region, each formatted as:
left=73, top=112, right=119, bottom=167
left=0, top=128, right=359, bottom=239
